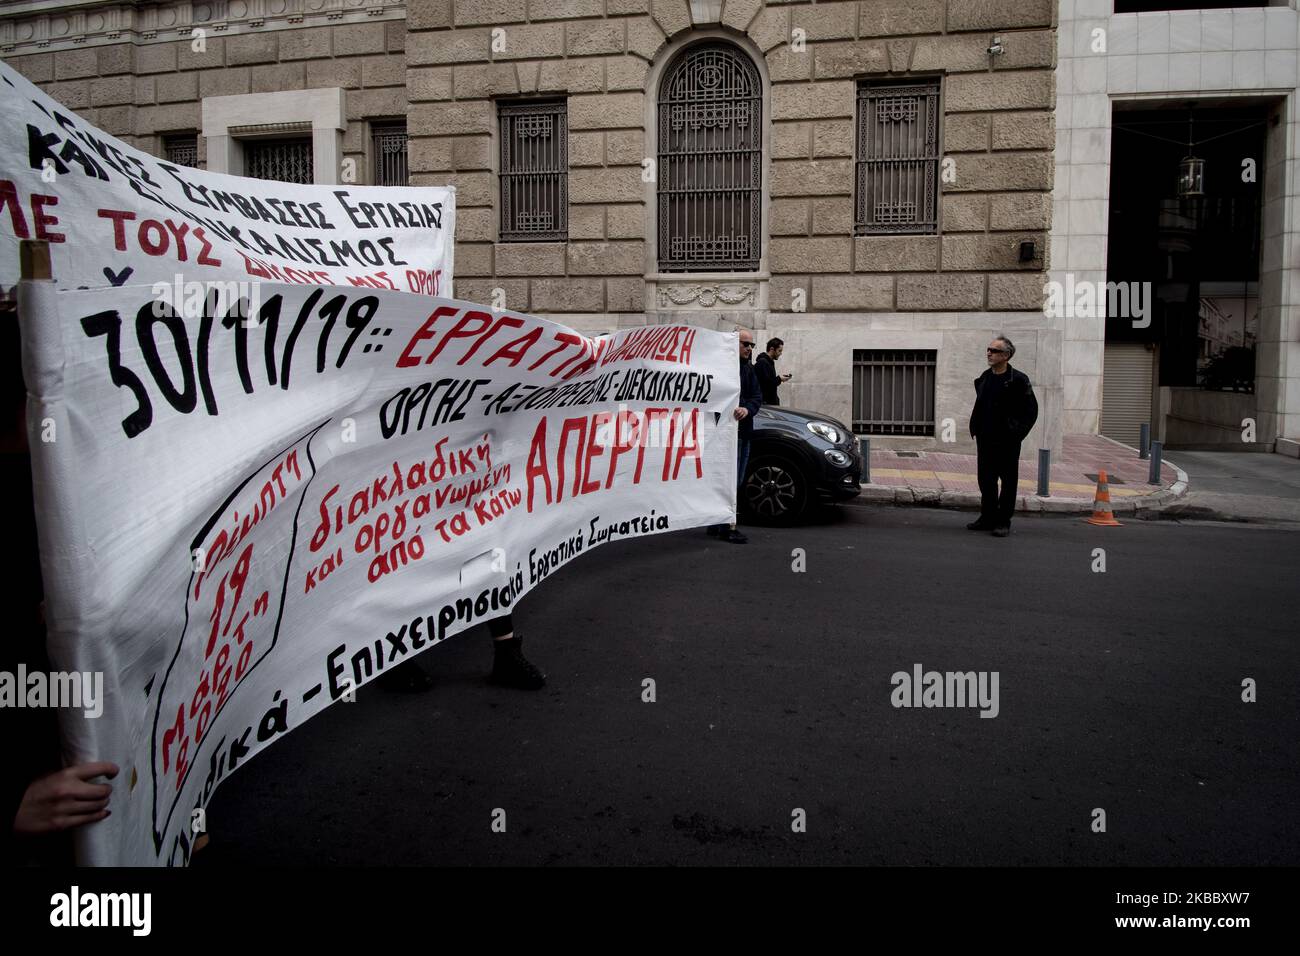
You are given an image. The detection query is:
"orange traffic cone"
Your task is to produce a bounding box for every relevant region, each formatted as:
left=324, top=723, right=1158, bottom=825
left=1085, top=469, right=1122, bottom=526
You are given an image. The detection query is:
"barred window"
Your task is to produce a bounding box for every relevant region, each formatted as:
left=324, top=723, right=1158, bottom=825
left=854, top=79, right=940, bottom=235
left=245, top=138, right=313, bottom=185
left=657, top=41, right=762, bottom=272
left=371, top=122, right=408, bottom=186
left=499, top=100, right=568, bottom=241
left=852, top=349, right=937, bottom=436
left=163, top=134, right=198, bottom=169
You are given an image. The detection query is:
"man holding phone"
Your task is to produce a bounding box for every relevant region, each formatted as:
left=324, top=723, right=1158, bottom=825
left=754, top=337, right=792, bottom=406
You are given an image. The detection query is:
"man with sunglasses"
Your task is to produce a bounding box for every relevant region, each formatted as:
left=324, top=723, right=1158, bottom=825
left=968, top=336, right=1038, bottom=537
left=708, top=328, right=763, bottom=544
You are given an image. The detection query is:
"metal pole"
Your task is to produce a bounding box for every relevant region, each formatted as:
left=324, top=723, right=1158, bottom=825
left=20, top=238, right=51, bottom=280
left=1148, top=440, right=1163, bottom=484
left=1139, top=422, right=1150, bottom=460
left=1037, top=448, right=1050, bottom=497
left=859, top=436, right=870, bottom=485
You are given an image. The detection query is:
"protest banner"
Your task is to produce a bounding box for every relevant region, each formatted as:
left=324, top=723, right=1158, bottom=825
left=0, top=60, right=454, bottom=297
left=4, top=56, right=738, bottom=866
left=19, top=270, right=738, bottom=866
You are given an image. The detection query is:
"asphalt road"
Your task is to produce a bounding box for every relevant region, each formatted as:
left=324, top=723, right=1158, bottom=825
left=195, top=505, right=1300, bottom=866
left=1159, top=450, right=1300, bottom=524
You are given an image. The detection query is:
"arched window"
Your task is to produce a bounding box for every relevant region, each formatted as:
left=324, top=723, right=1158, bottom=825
left=656, top=41, right=762, bottom=273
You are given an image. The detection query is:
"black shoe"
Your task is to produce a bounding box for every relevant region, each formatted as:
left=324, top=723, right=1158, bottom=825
left=966, top=518, right=995, bottom=531
left=722, top=529, right=748, bottom=544
left=378, top=658, right=434, bottom=693
left=489, top=636, right=546, bottom=690
left=991, top=524, right=1010, bottom=537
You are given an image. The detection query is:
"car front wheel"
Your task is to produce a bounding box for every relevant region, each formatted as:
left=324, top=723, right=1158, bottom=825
left=742, top=455, right=809, bottom=525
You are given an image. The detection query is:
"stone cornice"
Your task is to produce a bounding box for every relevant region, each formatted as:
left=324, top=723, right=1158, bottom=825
left=0, top=0, right=405, bottom=56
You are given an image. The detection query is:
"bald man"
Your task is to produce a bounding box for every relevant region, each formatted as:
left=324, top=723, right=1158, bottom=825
left=707, top=327, right=763, bottom=544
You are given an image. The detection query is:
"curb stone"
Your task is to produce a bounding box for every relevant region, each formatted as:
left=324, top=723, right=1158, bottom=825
left=857, top=485, right=895, bottom=502
left=846, top=442, right=1192, bottom=515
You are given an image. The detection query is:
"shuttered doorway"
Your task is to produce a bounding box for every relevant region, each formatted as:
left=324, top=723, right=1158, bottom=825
left=1101, top=342, right=1153, bottom=447
left=245, top=138, right=313, bottom=185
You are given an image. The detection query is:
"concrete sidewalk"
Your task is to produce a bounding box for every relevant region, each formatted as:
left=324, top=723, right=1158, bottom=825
left=852, top=433, right=1186, bottom=514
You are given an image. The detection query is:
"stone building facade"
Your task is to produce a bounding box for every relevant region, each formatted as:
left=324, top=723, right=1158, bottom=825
left=2, top=0, right=1060, bottom=453
left=0, top=1, right=408, bottom=187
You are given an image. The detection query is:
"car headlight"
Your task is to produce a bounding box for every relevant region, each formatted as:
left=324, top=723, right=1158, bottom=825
left=824, top=449, right=850, bottom=467
left=807, top=421, right=843, bottom=444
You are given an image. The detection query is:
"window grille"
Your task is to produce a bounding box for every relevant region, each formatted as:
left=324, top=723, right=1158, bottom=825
left=499, top=100, right=568, bottom=241
left=163, top=134, right=198, bottom=169
left=371, top=122, right=409, bottom=186
left=854, top=79, right=940, bottom=235
left=852, top=349, right=937, bottom=436
left=245, top=138, right=313, bottom=184
left=656, top=41, right=762, bottom=272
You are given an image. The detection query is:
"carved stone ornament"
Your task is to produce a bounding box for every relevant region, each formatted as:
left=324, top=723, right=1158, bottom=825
left=657, top=284, right=756, bottom=308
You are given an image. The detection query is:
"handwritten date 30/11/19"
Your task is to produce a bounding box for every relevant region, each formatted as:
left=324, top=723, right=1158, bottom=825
left=80, top=290, right=381, bottom=439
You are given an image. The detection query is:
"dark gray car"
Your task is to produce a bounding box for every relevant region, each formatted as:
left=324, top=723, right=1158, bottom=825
left=743, top=406, right=862, bottom=524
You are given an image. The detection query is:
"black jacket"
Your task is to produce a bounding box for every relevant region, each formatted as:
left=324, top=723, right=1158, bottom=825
left=739, top=358, right=763, bottom=439
left=969, top=365, right=1038, bottom=444
left=753, top=352, right=781, bottom=406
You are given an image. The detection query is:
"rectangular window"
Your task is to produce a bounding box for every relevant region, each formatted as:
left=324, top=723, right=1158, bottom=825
left=371, top=122, right=409, bottom=187
left=245, top=138, right=313, bottom=184
left=852, top=349, right=937, bottom=436
left=163, top=134, right=199, bottom=169
left=1196, top=282, right=1257, bottom=393
left=854, top=79, right=940, bottom=236
left=499, top=99, right=568, bottom=242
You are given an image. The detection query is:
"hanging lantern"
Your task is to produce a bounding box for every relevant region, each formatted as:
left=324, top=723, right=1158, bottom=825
left=1177, top=111, right=1204, bottom=197
left=1178, top=153, right=1205, bottom=197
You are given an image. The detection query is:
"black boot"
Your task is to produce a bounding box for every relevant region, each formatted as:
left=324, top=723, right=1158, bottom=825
left=378, top=657, right=434, bottom=693
left=489, top=635, right=546, bottom=690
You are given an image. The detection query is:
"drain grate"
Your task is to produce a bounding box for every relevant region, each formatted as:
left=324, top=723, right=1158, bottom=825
left=896, top=451, right=921, bottom=458
left=1085, top=472, right=1125, bottom=484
